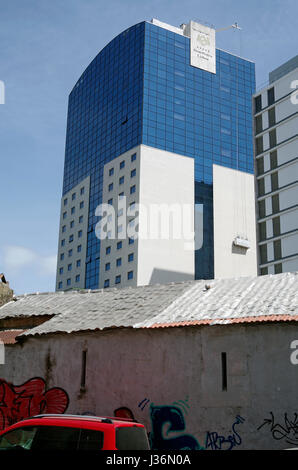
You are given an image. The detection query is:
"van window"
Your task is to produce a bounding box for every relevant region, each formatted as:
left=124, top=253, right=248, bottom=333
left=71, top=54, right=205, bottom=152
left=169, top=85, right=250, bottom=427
left=0, top=426, right=37, bottom=450
left=116, top=426, right=150, bottom=450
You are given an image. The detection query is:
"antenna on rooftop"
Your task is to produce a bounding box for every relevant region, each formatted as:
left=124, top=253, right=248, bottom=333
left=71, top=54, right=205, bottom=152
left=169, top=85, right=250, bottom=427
left=216, top=22, right=243, bottom=57
left=216, top=22, right=242, bottom=32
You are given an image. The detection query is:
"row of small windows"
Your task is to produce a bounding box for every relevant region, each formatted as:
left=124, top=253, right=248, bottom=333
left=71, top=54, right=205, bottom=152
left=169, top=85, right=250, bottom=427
left=60, top=245, right=82, bottom=260
left=104, top=271, right=134, bottom=288
left=58, top=274, right=81, bottom=289
left=62, top=217, right=84, bottom=232
left=108, top=153, right=137, bottom=177
left=59, top=259, right=81, bottom=274
left=63, top=202, right=84, bottom=218
left=105, top=253, right=134, bottom=271
left=61, top=231, right=83, bottom=246
left=105, top=239, right=135, bottom=257
left=63, top=186, right=85, bottom=206
left=108, top=181, right=136, bottom=192
left=254, top=87, right=275, bottom=114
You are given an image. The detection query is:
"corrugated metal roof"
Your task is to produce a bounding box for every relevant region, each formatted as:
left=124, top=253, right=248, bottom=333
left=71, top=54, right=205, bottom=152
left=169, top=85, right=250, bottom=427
left=6, top=272, right=298, bottom=339
left=0, top=330, right=27, bottom=344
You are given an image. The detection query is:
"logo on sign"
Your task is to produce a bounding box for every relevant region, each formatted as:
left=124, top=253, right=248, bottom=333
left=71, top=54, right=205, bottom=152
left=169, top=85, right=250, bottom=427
left=197, top=33, right=210, bottom=47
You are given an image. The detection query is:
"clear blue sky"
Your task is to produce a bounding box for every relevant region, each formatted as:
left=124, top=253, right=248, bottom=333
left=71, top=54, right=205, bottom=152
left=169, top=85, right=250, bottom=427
left=1, top=0, right=297, bottom=295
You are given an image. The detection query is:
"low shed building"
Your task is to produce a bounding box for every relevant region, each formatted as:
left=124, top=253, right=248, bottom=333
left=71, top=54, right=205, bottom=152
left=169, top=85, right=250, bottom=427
left=0, top=272, right=298, bottom=450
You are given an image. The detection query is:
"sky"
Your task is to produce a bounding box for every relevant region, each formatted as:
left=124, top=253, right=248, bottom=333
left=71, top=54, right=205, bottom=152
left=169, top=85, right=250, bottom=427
left=0, top=0, right=297, bottom=295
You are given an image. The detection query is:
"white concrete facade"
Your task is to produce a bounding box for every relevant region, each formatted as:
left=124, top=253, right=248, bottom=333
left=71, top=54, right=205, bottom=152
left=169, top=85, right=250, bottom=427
left=98, top=145, right=195, bottom=288
left=213, top=164, right=258, bottom=279
left=56, top=176, right=90, bottom=291
left=254, top=62, right=298, bottom=275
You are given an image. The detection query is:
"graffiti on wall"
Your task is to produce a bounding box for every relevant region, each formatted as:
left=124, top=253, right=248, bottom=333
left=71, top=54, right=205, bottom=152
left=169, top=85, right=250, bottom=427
left=0, top=377, right=69, bottom=430
left=134, top=397, right=204, bottom=450
left=258, top=412, right=298, bottom=446
left=205, top=415, right=245, bottom=450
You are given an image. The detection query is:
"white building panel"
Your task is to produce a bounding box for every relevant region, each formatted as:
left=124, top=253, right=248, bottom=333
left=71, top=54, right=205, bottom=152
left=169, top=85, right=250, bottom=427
left=274, top=68, right=298, bottom=101
left=277, top=116, right=298, bottom=144
left=265, top=197, right=272, bottom=216
left=267, top=242, right=274, bottom=262
left=213, top=165, right=257, bottom=279
left=282, top=233, right=298, bottom=258
left=137, top=146, right=195, bottom=286
left=283, top=256, right=298, bottom=272
left=263, top=153, right=270, bottom=172
left=280, top=208, right=298, bottom=234
left=266, top=219, right=273, bottom=238
left=276, top=95, right=296, bottom=122
left=277, top=138, right=298, bottom=165
left=279, top=184, right=298, bottom=211
left=278, top=161, right=298, bottom=188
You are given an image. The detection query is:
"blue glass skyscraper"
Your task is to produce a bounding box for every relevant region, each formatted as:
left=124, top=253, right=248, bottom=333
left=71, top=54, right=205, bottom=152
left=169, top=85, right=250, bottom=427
left=56, top=19, right=256, bottom=291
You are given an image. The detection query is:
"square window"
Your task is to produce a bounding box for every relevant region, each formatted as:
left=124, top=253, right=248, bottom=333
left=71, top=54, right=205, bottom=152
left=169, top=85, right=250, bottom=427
left=120, top=160, right=125, bottom=169
left=117, top=241, right=122, bottom=250
left=71, top=207, right=75, bottom=214
left=68, top=249, right=73, bottom=257
left=106, top=246, right=111, bottom=255
left=67, top=278, right=71, bottom=286
left=78, top=230, right=82, bottom=238
left=80, top=187, right=84, bottom=195
left=69, top=235, right=74, bottom=243
left=131, top=153, right=136, bottom=162
left=130, top=185, right=136, bottom=194
left=128, top=253, right=134, bottom=262
left=105, top=263, right=110, bottom=271
left=109, top=168, right=114, bottom=176
left=115, top=275, right=121, bottom=284
left=63, top=212, right=67, bottom=219
left=64, top=198, right=68, bottom=206
left=108, top=183, right=114, bottom=192
left=76, top=260, right=81, bottom=267
left=58, top=281, right=63, bottom=289
left=62, top=225, right=66, bottom=233
left=79, top=216, right=83, bottom=223
left=70, top=220, right=74, bottom=228
left=68, top=264, right=72, bottom=271
left=119, top=176, right=124, bottom=185
left=104, top=279, right=110, bottom=288
left=59, top=267, right=63, bottom=275
left=131, top=169, right=136, bottom=178
left=61, top=239, right=65, bottom=247
left=77, top=245, right=82, bottom=253
left=128, top=238, right=135, bottom=245
left=116, top=258, right=122, bottom=267
left=75, top=274, right=80, bottom=282
left=72, top=193, right=76, bottom=200
left=80, top=201, right=84, bottom=209
left=60, top=253, right=64, bottom=261
left=127, top=271, right=133, bottom=280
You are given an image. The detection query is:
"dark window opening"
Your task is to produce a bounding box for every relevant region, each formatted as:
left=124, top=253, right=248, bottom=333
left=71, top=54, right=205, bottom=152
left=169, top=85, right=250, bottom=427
left=269, top=129, right=277, bottom=148
left=272, top=194, right=280, bottom=214
left=81, top=350, right=87, bottom=389
left=268, top=107, right=276, bottom=127
left=267, top=87, right=275, bottom=106
left=254, top=95, right=262, bottom=114
left=221, top=352, right=227, bottom=392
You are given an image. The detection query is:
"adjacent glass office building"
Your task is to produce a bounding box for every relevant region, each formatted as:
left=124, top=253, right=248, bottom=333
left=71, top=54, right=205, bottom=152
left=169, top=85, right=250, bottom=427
left=56, top=19, right=256, bottom=291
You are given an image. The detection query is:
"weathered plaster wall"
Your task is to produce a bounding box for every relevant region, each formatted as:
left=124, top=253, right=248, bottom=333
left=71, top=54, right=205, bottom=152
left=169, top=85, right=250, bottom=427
left=1, top=323, right=298, bottom=450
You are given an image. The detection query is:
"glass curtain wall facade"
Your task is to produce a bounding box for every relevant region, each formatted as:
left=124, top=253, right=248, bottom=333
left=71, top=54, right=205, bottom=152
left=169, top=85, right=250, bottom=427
left=58, top=20, right=255, bottom=290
